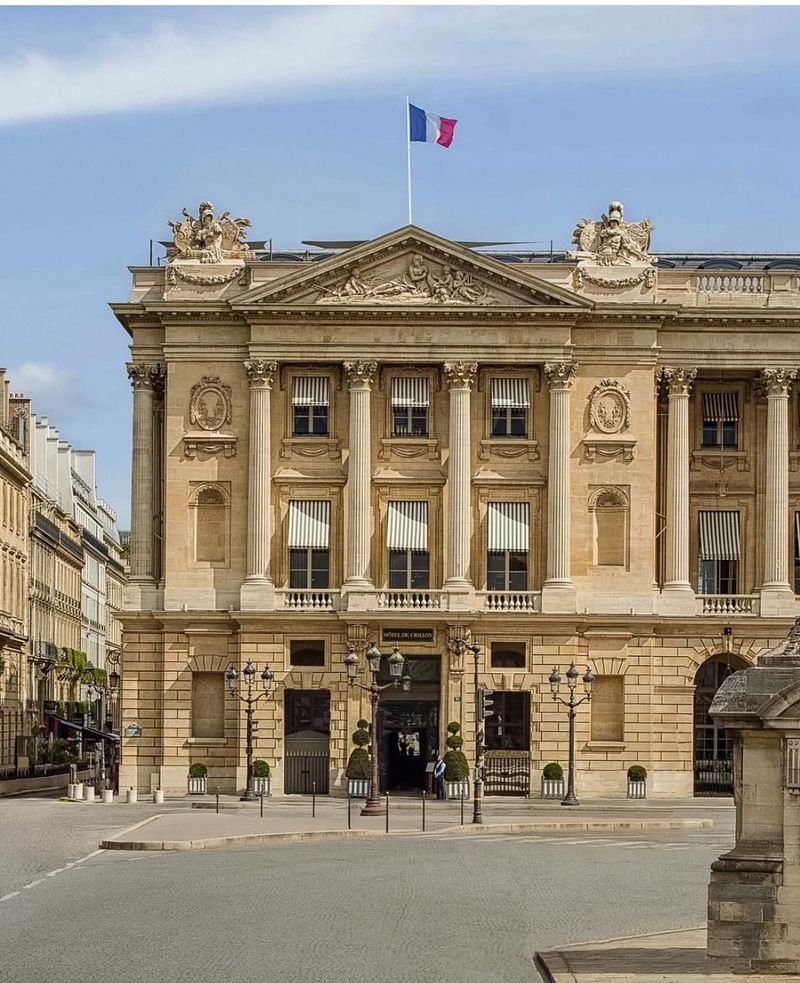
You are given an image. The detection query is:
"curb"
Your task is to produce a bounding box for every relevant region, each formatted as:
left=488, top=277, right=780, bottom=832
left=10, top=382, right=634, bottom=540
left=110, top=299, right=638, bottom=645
left=100, top=813, right=162, bottom=845
left=100, top=817, right=711, bottom=852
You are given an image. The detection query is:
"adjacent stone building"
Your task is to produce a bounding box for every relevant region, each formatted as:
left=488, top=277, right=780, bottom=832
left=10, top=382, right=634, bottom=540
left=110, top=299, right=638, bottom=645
left=114, top=198, right=800, bottom=797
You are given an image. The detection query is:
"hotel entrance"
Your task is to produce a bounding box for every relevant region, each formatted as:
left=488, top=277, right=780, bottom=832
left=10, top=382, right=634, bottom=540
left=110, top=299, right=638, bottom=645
left=377, top=655, right=440, bottom=793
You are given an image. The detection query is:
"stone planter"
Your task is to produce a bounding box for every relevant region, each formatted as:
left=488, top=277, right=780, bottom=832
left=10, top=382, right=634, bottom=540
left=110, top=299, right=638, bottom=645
left=253, top=775, right=271, bottom=796
left=445, top=780, right=470, bottom=800
left=542, top=778, right=565, bottom=799
left=627, top=779, right=646, bottom=799
left=187, top=776, right=207, bottom=795
left=347, top=779, right=369, bottom=798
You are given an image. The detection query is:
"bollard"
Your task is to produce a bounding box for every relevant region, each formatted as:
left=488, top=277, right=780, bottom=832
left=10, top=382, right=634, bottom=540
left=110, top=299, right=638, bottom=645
left=385, top=793, right=390, bottom=833
left=126, top=787, right=137, bottom=804
left=260, top=791, right=264, bottom=818
left=421, top=790, right=426, bottom=832
left=67, top=783, right=75, bottom=800
left=312, top=781, right=316, bottom=819
left=102, top=789, right=113, bottom=804
left=153, top=788, right=164, bottom=805
left=460, top=790, right=465, bottom=826
left=84, top=785, right=95, bottom=802
left=347, top=793, right=351, bottom=830
left=74, top=782, right=84, bottom=801
left=215, top=788, right=220, bottom=814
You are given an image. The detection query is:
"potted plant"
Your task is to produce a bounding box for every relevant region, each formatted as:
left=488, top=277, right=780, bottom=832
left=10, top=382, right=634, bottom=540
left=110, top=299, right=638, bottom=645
left=541, top=762, right=565, bottom=799
left=627, top=764, right=647, bottom=799
left=443, top=722, right=470, bottom=800
left=187, top=762, right=208, bottom=795
left=345, top=719, right=371, bottom=797
left=252, top=759, right=271, bottom=796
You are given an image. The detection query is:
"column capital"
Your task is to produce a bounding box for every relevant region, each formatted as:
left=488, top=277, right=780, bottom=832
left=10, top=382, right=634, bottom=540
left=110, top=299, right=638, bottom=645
left=661, top=366, right=696, bottom=396
left=443, top=361, right=478, bottom=390
left=343, top=360, right=377, bottom=389
left=126, top=362, right=164, bottom=392
left=544, top=362, right=577, bottom=391
left=244, top=359, right=278, bottom=389
left=760, top=367, right=797, bottom=397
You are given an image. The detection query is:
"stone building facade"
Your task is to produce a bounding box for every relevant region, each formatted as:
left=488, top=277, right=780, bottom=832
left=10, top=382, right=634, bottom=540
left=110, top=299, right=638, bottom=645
left=114, top=199, right=800, bottom=797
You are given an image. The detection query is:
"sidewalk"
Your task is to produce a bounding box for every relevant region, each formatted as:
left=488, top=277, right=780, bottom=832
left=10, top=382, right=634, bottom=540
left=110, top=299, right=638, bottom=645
left=535, top=927, right=800, bottom=983
left=99, top=796, right=721, bottom=851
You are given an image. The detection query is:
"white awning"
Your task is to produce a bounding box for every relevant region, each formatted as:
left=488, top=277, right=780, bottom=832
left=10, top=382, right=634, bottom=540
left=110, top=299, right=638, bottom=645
left=391, top=377, right=430, bottom=408
left=387, top=501, right=428, bottom=551
left=292, top=376, right=329, bottom=407
left=795, top=511, right=800, bottom=557
left=491, top=378, right=530, bottom=409
left=698, top=510, right=740, bottom=561
left=288, top=500, right=331, bottom=548
left=487, top=502, right=529, bottom=552
left=702, top=392, right=739, bottom=423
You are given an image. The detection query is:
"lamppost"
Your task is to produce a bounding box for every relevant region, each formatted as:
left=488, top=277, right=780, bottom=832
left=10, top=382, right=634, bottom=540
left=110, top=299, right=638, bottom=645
left=345, top=642, right=410, bottom=817
left=452, top=636, right=488, bottom=825
left=548, top=662, right=594, bottom=807
left=226, top=661, right=274, bottom=802
left=86, top=669, right=120, bottom=790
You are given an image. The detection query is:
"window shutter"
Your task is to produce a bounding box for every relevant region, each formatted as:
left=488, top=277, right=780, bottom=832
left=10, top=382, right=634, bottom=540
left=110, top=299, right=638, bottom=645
left=491, top=378, right=529, bottom=409
left=292, top=377, right=329, bottom=407
left=698, top=510, right=741, bottom=561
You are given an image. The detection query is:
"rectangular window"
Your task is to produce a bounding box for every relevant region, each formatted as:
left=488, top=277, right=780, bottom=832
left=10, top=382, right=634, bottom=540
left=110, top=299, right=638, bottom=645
left=490, top=641, right=526, bottom=669
left=292, top=376, right=330, bottom=437
left=191, top=673, right=225, bottom=739
left=590, top=676, right=624, bottom=742
left=391, top=378, right=429, bottom=437
left=701, top=392, right=738, bottom=449
left=795, top=512, right=800, bottom=594
left=698, top=510, right=740, bottom=595
left=487, top=551, right=528, bottom=591
left=289, top=548, right=330, bottom=589
left=491, top=406, right=527, bottom=438
left=290, top=640, right=325, bottom=668
left=293, top=404, right=329, bottom=437
left=388, top=549, right=430, bottom=589
left=393, top=406, right=428, bottom=437
left=485, top=691, right=530, bottom=750
left=699, top=559, right=739, bottom=595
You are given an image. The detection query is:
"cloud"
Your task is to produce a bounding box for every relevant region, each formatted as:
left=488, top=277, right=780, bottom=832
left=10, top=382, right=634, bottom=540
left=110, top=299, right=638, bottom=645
left=0, top=6, right=787, bottom=125
left=8, top=361, right=93, bottom=419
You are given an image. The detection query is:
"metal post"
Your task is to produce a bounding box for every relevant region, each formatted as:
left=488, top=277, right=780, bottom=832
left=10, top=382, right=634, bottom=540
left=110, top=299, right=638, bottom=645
left=385, top=793, right=390, bottom=833
left=312, top=780, right=316, bottom=818
left=421, top=789, right=426, bottom=832
left=347, top=793, right=352, bottom=830
left=361, top=685, right=384, bottom=816
left=460, top=790, right=464, bottom=826
left=473, top=648, right=483, bottom=825
left=260, top=791, right=264, bottom=818
left=215, top=789, right=220, bottom=814
left=241, top=694, right=256, bottom=802
left=562, top=699, right=579, bottom=806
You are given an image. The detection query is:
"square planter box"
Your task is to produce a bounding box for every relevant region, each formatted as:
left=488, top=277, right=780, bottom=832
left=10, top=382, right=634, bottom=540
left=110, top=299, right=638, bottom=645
left=187, top=776, right=207, bottom=795
left=253, top=776, right=271, bottom=796
left=542, top=778, right=565, bottom=799
left=445, top=781, right=470, bottom=800
left=348, top=779, right=370, bottom=798
left=627, top=780, right=646, bottom=799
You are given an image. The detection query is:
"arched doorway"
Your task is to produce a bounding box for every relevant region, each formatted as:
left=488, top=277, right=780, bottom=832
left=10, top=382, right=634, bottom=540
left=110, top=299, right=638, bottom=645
left=693, top=654, right=747, bottom=795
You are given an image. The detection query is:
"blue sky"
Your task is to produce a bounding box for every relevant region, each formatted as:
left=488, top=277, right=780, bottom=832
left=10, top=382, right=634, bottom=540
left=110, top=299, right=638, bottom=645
left=2, top=4, right=800, bottom=525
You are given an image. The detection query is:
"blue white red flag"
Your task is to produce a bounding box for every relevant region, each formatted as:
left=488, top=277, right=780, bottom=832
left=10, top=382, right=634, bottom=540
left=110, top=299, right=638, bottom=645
left=409, top=103, right=457, bottom=148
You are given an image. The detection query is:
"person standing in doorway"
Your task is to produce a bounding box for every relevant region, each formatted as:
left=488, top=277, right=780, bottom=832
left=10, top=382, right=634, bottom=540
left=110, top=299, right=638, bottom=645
left=434, top=754, right=446, bottom=800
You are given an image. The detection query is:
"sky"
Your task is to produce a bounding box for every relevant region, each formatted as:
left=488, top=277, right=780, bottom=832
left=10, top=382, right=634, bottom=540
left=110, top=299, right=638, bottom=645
left=2, top=3, right=800, bottom=526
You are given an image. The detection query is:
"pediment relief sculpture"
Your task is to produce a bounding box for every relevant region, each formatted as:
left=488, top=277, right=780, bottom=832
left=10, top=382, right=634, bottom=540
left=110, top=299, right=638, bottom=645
left=168, top=201, right=252, bottom=264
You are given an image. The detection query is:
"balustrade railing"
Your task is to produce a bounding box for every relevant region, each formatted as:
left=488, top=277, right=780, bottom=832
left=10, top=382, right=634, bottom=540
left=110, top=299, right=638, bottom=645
left=376, top=590, right=443, bottom=610
left=479, top=591, right=541, bottom=612
left=276, top=589, right=336, bottom=611
left=695, top=274, right=766, bottom=294
left=698, top=594, right=759, bottom=615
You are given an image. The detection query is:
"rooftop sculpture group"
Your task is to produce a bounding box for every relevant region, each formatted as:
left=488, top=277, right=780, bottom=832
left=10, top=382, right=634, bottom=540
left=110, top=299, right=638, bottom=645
left=168, top=201, right=252, bottom=263
left=570, top=201, right=654, bottom=267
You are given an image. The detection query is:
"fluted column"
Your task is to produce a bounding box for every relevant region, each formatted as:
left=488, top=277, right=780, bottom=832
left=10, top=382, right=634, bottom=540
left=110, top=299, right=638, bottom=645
left=343, top=360, right=377, bottom=588
left=241, top=360, right=277, bottom=609
left=543, top=362, right=576, bottom=602
left=444, top=361, right=477, bottom=590
left=126, top=362, right=163, bottom=583
left=761, top=368, right=796, bottom=597
left=662, top=367, right=696, bottom=596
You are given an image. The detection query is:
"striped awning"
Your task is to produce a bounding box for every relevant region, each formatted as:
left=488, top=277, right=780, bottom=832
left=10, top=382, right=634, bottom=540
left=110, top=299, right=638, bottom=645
left=702, top=392, right=739, bottom=423
left=391, top=377, right=430, bottom=408
left=292, top=376, right=329, bottom=407
left=288, top=500, right=331, bottom=548
left=795, top=511, right=800, bottom=556
left=487, top=502, right=529, bottom=552
left=491, top=378, right=530, bottom=409
left=387, top=501, right=428, bottom=551
left=698, top=510, right=740, bottom=561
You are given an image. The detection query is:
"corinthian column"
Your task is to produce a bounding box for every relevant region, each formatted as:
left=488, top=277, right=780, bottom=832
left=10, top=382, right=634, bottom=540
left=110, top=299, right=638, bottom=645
left=241, top=359, right=277, bottom=610
left=343, top=360, right=377, bottom=589
left=542, top=362, right=576, bottom=610
left=444, top=362, right=477, bottom=592
left=126, top=362, right=163, bottom=585
left=760, top=368, right=796, bottom=610
left=661, top=367, right=696, bottom=605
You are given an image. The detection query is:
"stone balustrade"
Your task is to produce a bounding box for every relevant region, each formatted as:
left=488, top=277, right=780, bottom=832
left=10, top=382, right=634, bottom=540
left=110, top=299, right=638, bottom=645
left=697, top=594, right=760, bottom=616
left=275, top=589, right=337, bottom=611
left=479, top=591, right=541, bottom=613
left=375, top=590, right=443, bottom=610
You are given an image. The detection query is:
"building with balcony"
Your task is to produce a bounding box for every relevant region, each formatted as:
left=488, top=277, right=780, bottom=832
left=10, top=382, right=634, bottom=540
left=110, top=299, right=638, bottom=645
left=113, top=199, right=800, bottom=798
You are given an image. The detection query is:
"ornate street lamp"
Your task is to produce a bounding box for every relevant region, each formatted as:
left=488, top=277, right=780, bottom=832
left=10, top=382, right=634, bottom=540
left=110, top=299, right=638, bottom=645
left=345, top=642, right=410, bottom=816
left=549, top=662, right=594, bottom=807
left=226, top=661, right=274, bottom=802
left=452, top=635, right=486, bottom=825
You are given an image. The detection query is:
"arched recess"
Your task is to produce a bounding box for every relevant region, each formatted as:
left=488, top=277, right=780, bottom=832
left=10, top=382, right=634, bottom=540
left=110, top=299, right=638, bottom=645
left=588, top=487, right=629, bottom=568
left=189, top=484, right=230, bottom=565
left=693, top=652, right=748, bottom=796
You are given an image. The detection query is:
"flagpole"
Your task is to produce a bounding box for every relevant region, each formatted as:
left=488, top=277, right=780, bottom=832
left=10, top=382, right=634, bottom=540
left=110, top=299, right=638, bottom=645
left=406, top=96, right=413, bottom=225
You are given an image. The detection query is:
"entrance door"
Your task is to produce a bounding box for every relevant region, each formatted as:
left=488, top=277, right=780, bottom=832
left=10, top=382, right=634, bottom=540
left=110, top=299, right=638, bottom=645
left=284, top=690, right=330, bottom=794
left=693, top=656, right=746, bottom=795
left=379, top=701, right=439, bottom=792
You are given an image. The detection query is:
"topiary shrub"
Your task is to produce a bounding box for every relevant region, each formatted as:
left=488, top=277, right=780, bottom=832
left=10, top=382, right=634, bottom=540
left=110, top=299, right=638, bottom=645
left=627, top=765, right=647, bottom=782
left=542, top=762, right=563, bottom=781
left=252, top=760, right=270, bottom=778
left=443, top=721, right=470, bottom=781
left=346, top=719, right=372, bottom=780
left=188, top=762, right=207, bottom=779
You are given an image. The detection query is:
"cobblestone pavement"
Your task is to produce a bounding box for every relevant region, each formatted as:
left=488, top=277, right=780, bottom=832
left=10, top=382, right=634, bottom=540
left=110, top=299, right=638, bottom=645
left=0, top=814, right=736, bottom=983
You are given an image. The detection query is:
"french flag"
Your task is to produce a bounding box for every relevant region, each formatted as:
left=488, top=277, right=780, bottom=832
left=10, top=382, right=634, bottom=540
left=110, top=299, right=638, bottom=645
left=409, top=103, right=457, bottom=148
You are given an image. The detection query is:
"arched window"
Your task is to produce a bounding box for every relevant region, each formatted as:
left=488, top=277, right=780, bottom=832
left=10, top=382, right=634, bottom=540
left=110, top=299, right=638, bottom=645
left=191, top=485, right=229, bottom=564
left=589, top=488, right=629, bottom=568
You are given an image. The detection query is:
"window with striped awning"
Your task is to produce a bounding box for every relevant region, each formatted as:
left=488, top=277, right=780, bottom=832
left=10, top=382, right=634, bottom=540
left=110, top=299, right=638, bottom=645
left=698, top=510, right=741, bottom=561
left=387, top=501, right=428, bottom=551
left=487, top=502, right=530, bottom=552
left=292, top=376, right=329, bottom=407
left=288, top=500, right=331, bottom=548
left=795, top=512, right=800, bottom=557
left=491, top=378, right=530, bottom=409
left=391, top=377, right=430, bottom=408
left=702, top=392, right=739, bottom=423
